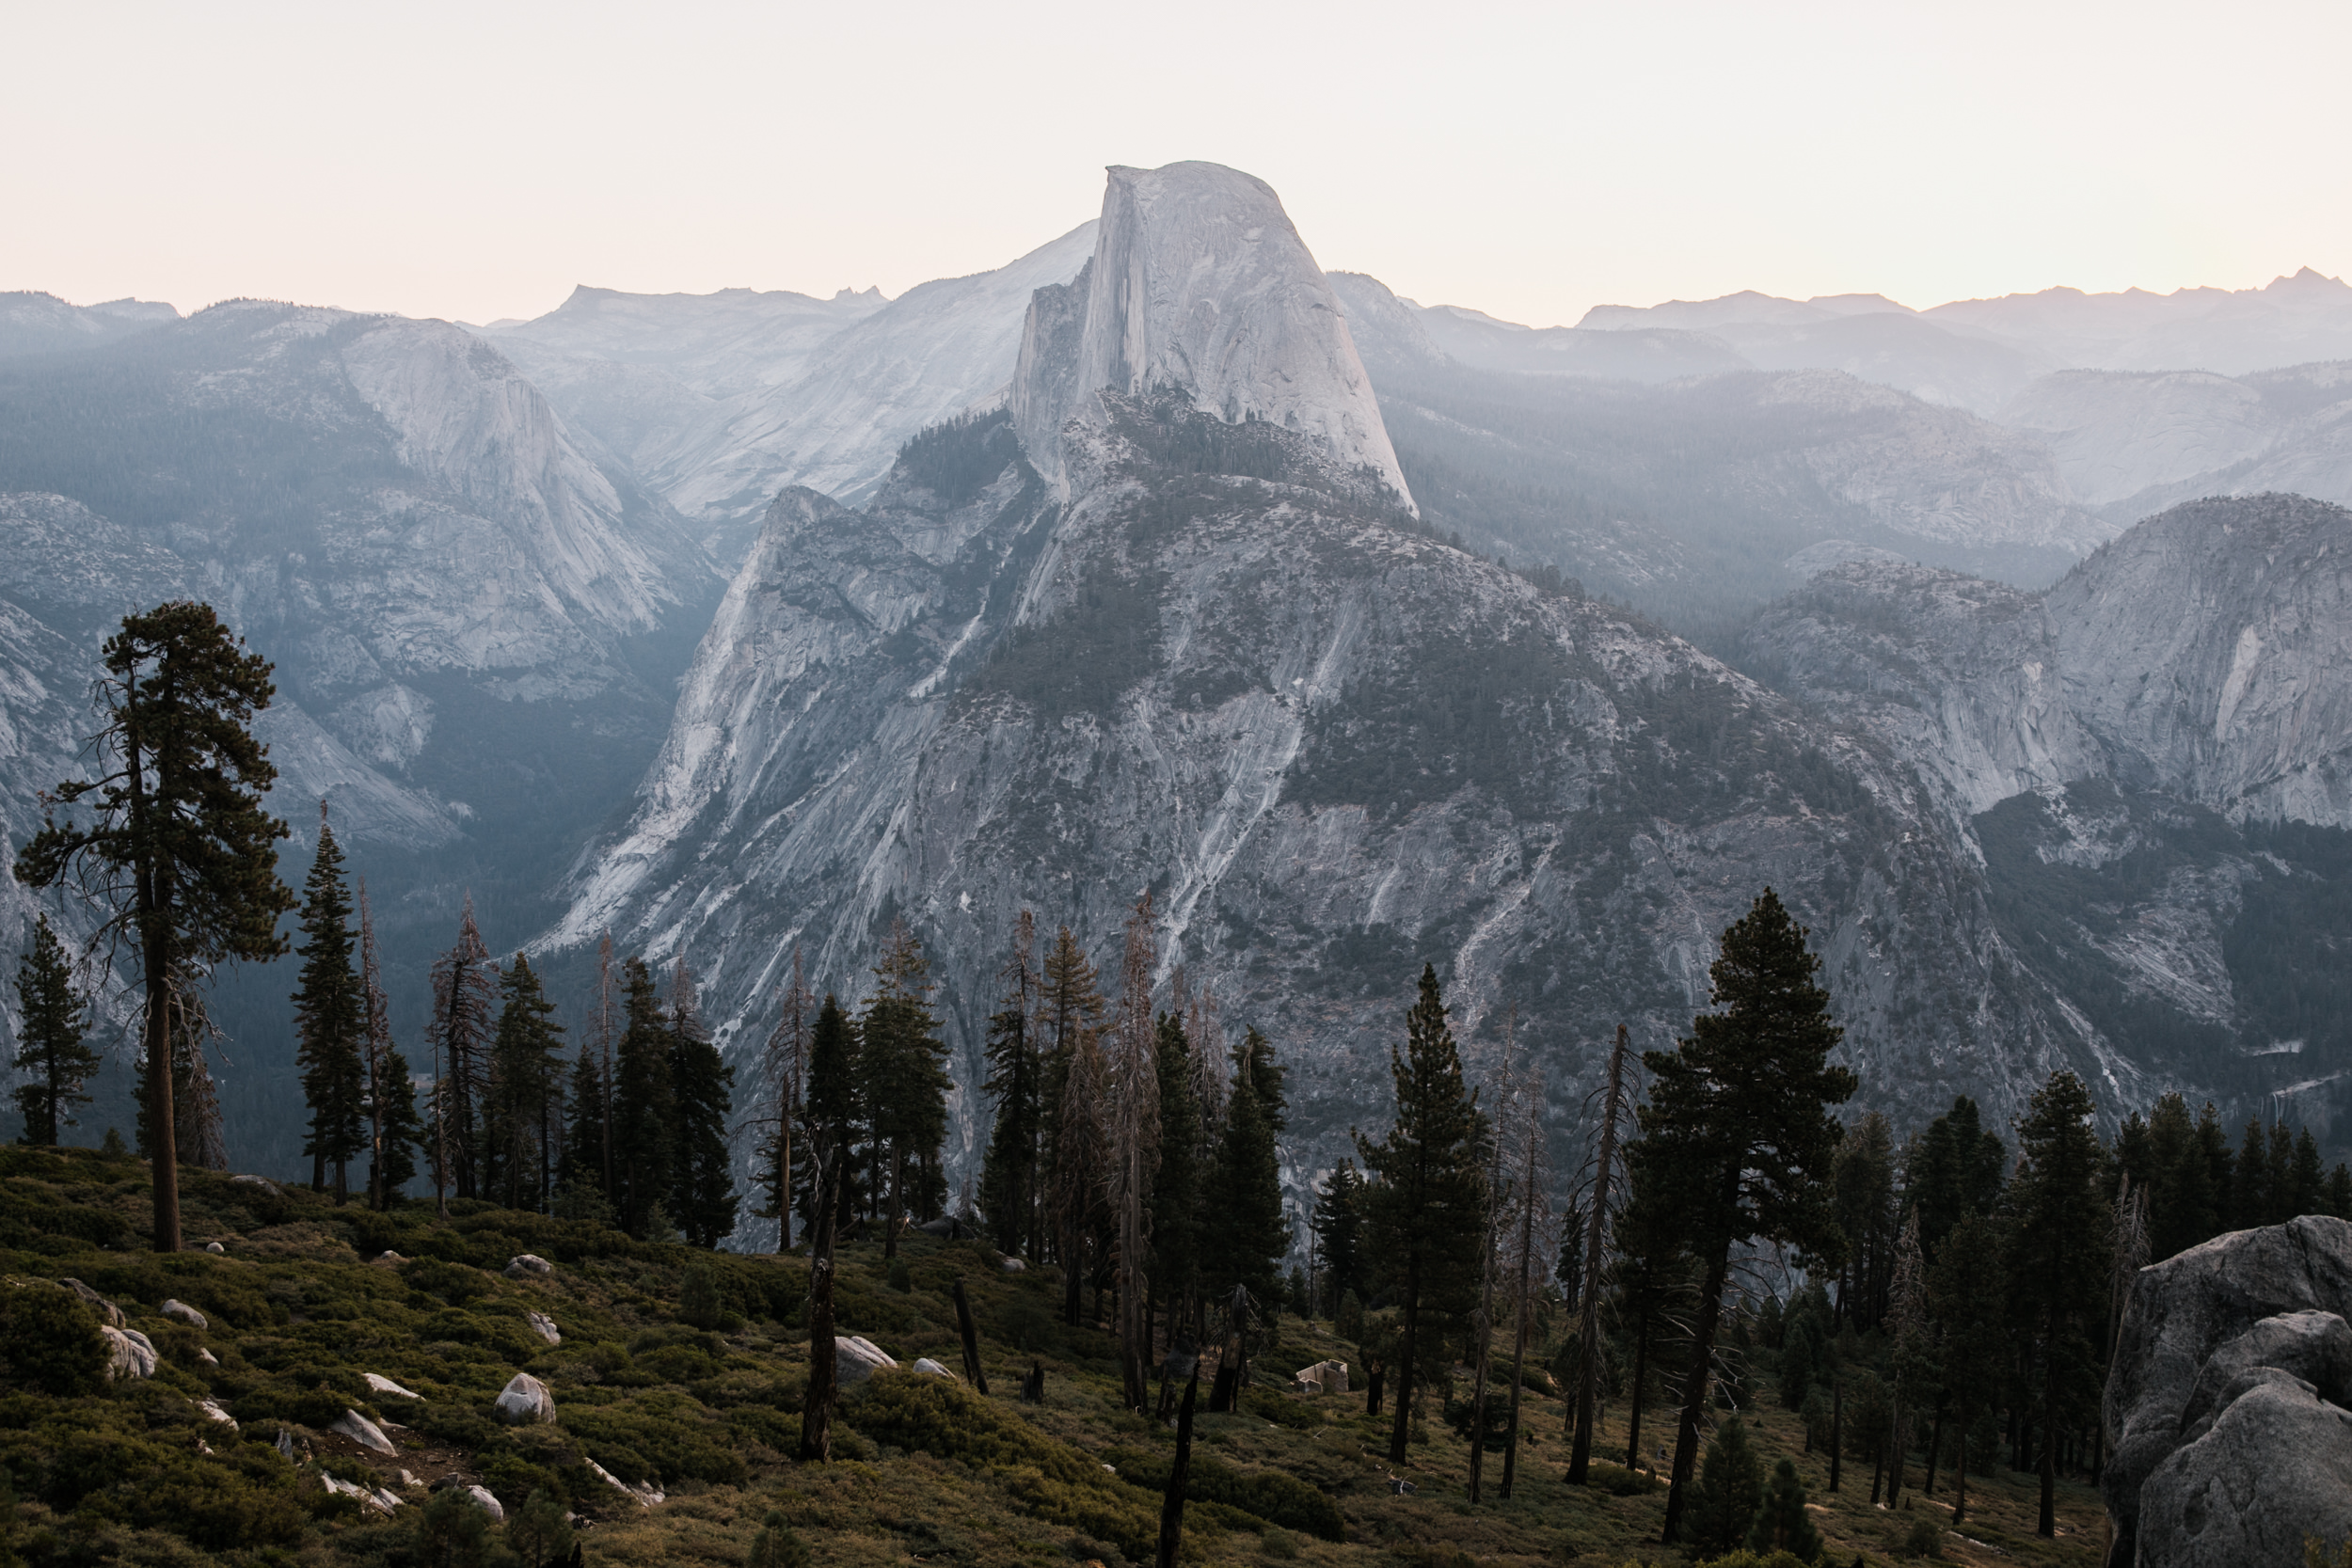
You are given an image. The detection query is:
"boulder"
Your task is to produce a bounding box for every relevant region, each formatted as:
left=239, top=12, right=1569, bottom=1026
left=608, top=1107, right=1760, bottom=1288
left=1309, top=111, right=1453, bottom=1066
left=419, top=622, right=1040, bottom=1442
left=332, top=1409, right=400, bottom=1456
left=2179, top=1310, right=2352, bottom=1438
left=372, top=1251, right=406, bottom=1266
left=100, top=1325, right=157, bottom=1380
left=999, top=1256, right=1026, bottom=1274
left=834, top=1335, right=897, bottom=1386
left=912, top=1357, right=955, bottom=1378
left=364, top=1372, right=421, bottom=1399
left=2105, top=1216, right=2352, bottom=1564
left=586, top=1456, right=665, bottom=1507
left=2136, top=1377, right=2352, bottom=1566
left=160, top=1298, right=209, bottom=1330
left=494, top=1372, right=556, bottom=1424
left=57, top=1277, right=125, bottom=1327
left=503, top=1254, right=552, bottom=1280
left=525, top=1310, right=561, bottom=1346
left=204, top=1242, right=225, bottom=1255
left=198, top=1347, right=218, bottom=1366
left=1293, top=1359, right=1348, bottom=1395
left=322, top=1473, right=403, bottom=1514
left=231, top=1174, right=282, bottom=1196
left=466, top=1484, right=504, bottom=1520
left=194, top=1397, right=238, bottom=1429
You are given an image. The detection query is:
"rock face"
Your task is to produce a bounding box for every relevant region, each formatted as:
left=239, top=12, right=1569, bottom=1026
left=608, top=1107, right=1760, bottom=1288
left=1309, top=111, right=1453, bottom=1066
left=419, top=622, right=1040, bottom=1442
left=100, top=1326, right=157, bottom=1380
left=1013, top=163, right=1409, bottom=509
left=332, top=1409, right=399, bottom=1456
left=2105, top=1217, right=2352, bottom=1565
left=2049, top=494, right=2352, bottom=828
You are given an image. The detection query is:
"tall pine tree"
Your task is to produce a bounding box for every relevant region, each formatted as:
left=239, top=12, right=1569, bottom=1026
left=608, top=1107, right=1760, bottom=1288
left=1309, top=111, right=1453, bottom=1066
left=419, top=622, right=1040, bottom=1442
left=860, top=923, right=950, bottom=1255
left=610, top=958, right=676, bottom=1238
left=1310, top=1159, right=1367, bottom=1313
left=981, top=912, right=1045, bottom=1259
left=1149, top=1009, right=1203, bottom=1338
left=1358, top=966, right=1486, bottom=1465
left=1041, top=925, right=1109, bottom=1325
left=11, top=915, right=97, bottom=1146
left=1633, top=889, right=1855, bottom=1543
left=357, top=880, right=421, bottom=1208
left=293, top=807, right=367, bottom=1199
left=668, top=958, right=739, bottom=1246
left=484, top=952, right=564, bottom=1212
left=798, top=993, right=863, bottom=1228
left=1203, top=1026, right=1290, bottom=1309
left=2008, top=1069, right=2106, bottom=1538
left=427, top=897, right=496, bottom=1209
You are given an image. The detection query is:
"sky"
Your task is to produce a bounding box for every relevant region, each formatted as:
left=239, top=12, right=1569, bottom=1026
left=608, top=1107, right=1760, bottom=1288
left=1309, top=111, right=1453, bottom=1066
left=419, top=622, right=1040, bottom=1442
left=8, top=0, right=2351, bottom=329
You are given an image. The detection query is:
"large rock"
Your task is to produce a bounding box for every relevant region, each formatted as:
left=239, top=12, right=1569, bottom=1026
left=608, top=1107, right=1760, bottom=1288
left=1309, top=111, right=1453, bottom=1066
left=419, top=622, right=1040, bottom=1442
left=57, top=1278, right=125, bottom=1327
left=503, top=1254, right=552, bottom=1280
left=834, top=1336, right=896, bottom=1387
left=2136, top=1377, right=2352, bottom=1566
left=100, top=1325, right=157, bottom=1380
left=332, top=1409, right=399, bottom=1456
left=160, top=1298, right=209, bottom=1330
left=2105, top=1216, right=2352, bottom=1564
left=494, top=1372, right=557, bottom=1424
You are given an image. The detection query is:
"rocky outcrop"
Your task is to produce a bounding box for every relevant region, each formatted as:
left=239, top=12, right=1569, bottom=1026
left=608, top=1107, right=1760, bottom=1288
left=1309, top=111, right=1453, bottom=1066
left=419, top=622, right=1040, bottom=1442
left=1013, top=163, right=1410, bottom=508
left=2050, top=495, right=2352, bottom=828
left=494, top=1372, right=556, bottom=1424
left=835, top=1337, right=897, bottom=1386
left=101, top=1326, right=157, bottom=1380
left=2105, top=1217, right=2352, bottom=1566
left=332, top=1409, right=399, bottom=1455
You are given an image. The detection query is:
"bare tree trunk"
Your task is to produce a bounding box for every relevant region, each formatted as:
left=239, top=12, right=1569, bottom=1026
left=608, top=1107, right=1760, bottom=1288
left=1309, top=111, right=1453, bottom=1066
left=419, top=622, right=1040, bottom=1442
left=953, top=1278, right=990, bottom=1394
left=1661, top=1246, right=1731, bottom=1542
left=799, top=1150, right=842, bottom=1463
left=1500, top=1107, right=1540, bottom=1499
left=1570, top=1024, right=1629, bottom=1483
left=1156, top=1346, right=1200, bottom=1568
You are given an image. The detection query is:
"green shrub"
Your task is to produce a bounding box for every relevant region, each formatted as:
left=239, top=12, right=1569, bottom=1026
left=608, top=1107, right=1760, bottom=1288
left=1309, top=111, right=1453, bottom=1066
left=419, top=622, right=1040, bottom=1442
left=747, top=1508, right=813, bottom=1568
left=1898, top=1514, right=1944, bottom=1559
left=1242, top=1385, right=1316, bottom=1430
left=0, top=1280, right=107, bottom=1396
left=1114, top=1449, right=1344, bottom=1541
left=508, top=1486, right=575, bottom=1568
left=402, top=1257, right=489, bottom=1306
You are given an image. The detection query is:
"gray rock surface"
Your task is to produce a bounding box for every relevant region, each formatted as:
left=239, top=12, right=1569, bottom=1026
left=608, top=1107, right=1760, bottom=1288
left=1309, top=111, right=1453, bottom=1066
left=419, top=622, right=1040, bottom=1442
left=503, top=1254, right=552, bottom=1279
left=331, top=1409, right=399, bottom=1455
left=101, top=1326, right=157, bottom=1380
left=363, top=1372, right=420, bottom=1399
left=2104, top=1216, right=2352, bottom=1563
left=2136, top=1377, right=2352, bottom=1567
left=525, top=1310, right=561, bottom=1345
left=160, top=1298, right=208, bottom=1330
left=1013, top=163, right=1409, bottom=508
left=493, top=1372, right=556, bottom=1424
left=834, top=1337, right=897, bottom=1386
left=57, top=1277, right=125, bottom=1327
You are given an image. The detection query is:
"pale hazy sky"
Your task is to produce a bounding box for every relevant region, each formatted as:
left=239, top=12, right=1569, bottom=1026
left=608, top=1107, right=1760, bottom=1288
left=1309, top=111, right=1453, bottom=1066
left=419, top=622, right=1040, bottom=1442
left=8, top=0, right=2350, bottom=328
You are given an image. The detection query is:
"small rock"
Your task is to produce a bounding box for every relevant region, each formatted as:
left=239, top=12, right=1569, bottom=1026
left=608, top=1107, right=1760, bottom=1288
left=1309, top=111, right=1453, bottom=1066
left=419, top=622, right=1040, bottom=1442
left=194, top=1397, right=238, bottom=1429
left=999, top=1256, right=1026, bottom=1274
left=198, top=1347, right=219, bottom=1366
left=1388, top=1475, right=1417, bottom=1496
left=197, top=1437, right=213, bottom=1455
left=467, top=1484, right=503, bottom=1518
left=332, top=1408, right=399, bottom=1455
left=494, top=1371, right=556, bottom=1424
left=912, top=1357, right=955, bottom=1378
left=372, top=1250, right=406, bottom=1266
left=363, top=1372, right=421, bottom=1399
left=230, top=1174, right=282, bottom=1196
left=320, top=1473, right=402, bottom=1513
left=525, top=1309, right=561, bottom=1345
left=586, top=1456, right=664, bottom=1507
left=57, top=1277, right=126, bottom=1327
left=834, top=1335, right=897, bottom=1386
left=276, top=1428, right=297, bottom=1460
left=398, top=1469, right=421, bottom=1488
left=161, top=1298, right=209, bottom=1330
left=503, top=1254, right=552, bottom=1280
left=101, top=1325, right=158, bottom=1379
left=1294, top=1358, right=1348, bottom=1394
left=204, top=1242, right=225, bottom=1255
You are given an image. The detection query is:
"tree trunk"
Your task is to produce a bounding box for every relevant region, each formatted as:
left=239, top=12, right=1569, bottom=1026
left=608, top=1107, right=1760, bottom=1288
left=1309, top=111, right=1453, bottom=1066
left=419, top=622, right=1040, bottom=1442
left=1626, top=1311, right=1650, bottom=1469
left=1388, top=1271, right=1421, bottom=1465
left=952, top=1278, right=990, bottom=1395
left=1156, top=1366, right=1200, bottom=1568
left=1887, top=1393, right=1904, bottom=1506
left=1924, top=1404, right=1945, bottom=1496
left=1828, top=1373, right=1842, bottom=1493
left=2040, top=1311, right=2058, bottom=1537
left=142, top=936, right=181, bottom=1252
left=1366, top=1362, right=1384, bottom=1418
left=1661, top=1246, right=1730, bottom=1542
left=1570, top=1025, right=1627, bottom=1485
left=1501, top=1161, right=1537, bottom=1499
left=798, top=1151, right=842, bottom=1464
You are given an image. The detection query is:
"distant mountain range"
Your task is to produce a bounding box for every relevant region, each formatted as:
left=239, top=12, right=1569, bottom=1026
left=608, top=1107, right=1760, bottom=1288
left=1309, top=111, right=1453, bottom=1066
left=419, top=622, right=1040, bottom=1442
left=5, top=180, right=2352, bottom=1212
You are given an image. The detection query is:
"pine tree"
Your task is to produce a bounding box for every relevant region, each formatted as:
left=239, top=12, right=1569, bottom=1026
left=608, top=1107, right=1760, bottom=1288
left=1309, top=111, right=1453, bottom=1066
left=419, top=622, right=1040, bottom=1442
left=2137, top=1092, right=2216, bottom=1259
left=1927, top=1209, right=2006, bottom=1527
left=1149, top=1009, right=1203, bottom=1338
left=15, top=600, right=294, bottom=1249
left=1908, top=1095, right=2005, bottom=1259
left=1358, top=964, right=1486, bottom=1465
left=799, top=993, right=862, bottom=1227
left=668, top=957, right=739, bottom=1246
left=1310, top=1160, right=1367, bottom=1313
left=356, top=880, right=421, bottom=1208
left=753, top=948, right=811, bottom=1249
left=1203, top=1027, right=1290, bottom=1308
left=1041, top=925, right=1109, bottom=1326
left=2292, top=1127, right=2325, bottom=1217
left=137, top=969, right=230, bottom=1171
left=11, top=915, right=97, bottom=1146
left=1104, top=894, right=1161, bottom=1409
left=292, top=807, right=368, bottom=1199
left=484, top=953, right=565, bottom=1212
left=860, top=923, right=950, bottom=1255
left=1747, top=1457, right=1823, bottom=1560
left=1633, top=888, right=1856, bottom=1543
left=426, top=898, right=496, bottom=1209
left=2009, top=1069, right=2107, bottom=1537
left=1831, top=1110, right=1897, bottom=1329
left=980, top=912, right=1045, bottom=1259
left=610, top=958, right=676, bottom=1238
left=1686, top=1416, right=1762, bottom=1556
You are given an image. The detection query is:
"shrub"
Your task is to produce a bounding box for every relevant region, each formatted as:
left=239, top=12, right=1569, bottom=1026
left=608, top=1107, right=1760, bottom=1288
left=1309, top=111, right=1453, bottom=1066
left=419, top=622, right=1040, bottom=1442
left=402, top=1257, right=488, bottom=1307
left=1114, top=1450, right=1344, bottom=1542
left=1898, top=1514, right=1944, bottom=1559
left=747, top=1508, right=813, bottom=1568
left=506, top=1485, right=575, bottom=1568
left=0, top=1281, right=106, bottom=1396
left=679, top=1258, right=742, bottom=1332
